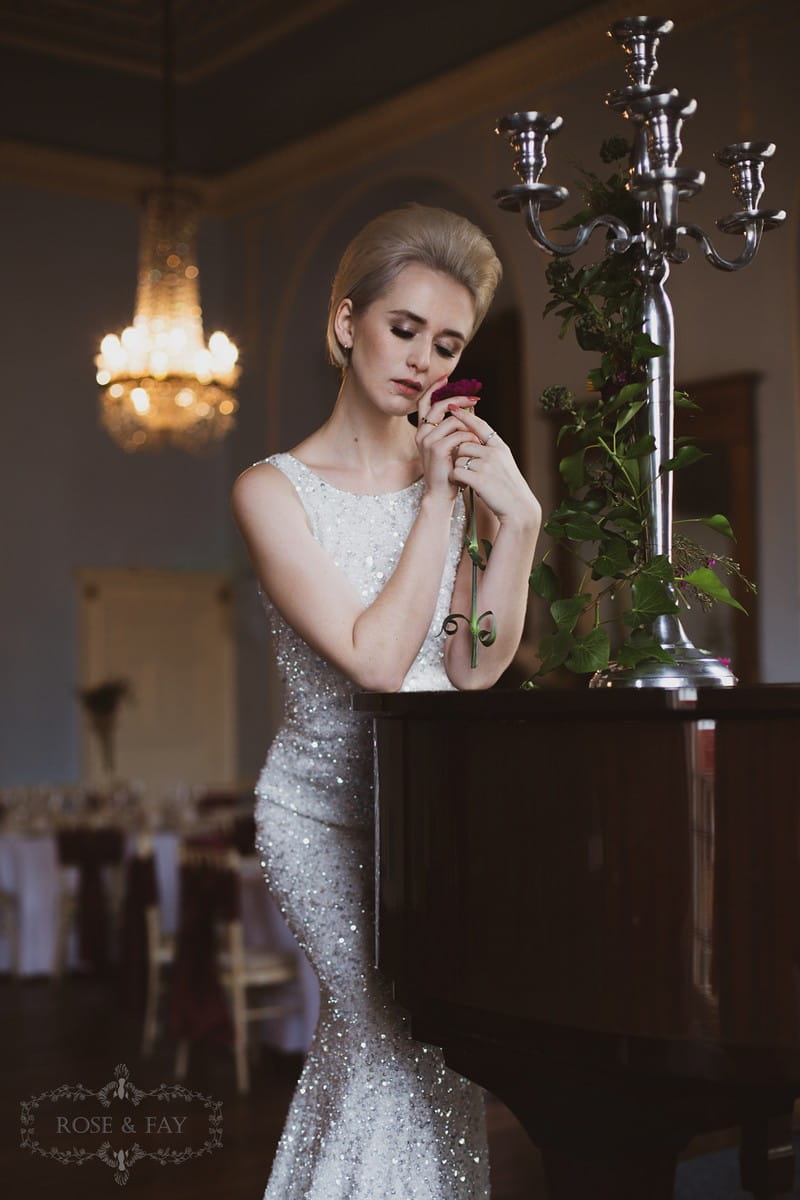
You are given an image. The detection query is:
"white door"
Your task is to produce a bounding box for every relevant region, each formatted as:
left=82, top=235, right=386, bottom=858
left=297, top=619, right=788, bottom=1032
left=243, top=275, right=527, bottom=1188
left=78, top=568, right=236, bottom=788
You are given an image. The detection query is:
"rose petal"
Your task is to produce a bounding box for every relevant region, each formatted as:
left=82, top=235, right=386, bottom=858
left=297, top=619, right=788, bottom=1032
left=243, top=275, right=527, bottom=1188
left=431, top=378, right=483, bottom=403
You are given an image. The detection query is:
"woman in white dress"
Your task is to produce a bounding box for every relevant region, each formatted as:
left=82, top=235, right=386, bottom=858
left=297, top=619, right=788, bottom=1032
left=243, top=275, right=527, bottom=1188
left=232, top=205, right=540, bottom=1199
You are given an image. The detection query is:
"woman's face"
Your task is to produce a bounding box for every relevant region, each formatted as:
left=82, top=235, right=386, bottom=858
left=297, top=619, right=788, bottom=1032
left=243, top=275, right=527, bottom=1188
left=336, top=263, right=475, bottom=416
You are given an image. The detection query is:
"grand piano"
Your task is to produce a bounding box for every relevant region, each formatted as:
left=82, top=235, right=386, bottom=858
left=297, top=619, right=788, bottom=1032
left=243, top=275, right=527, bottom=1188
left=354, top=686, right=800, bottom=1199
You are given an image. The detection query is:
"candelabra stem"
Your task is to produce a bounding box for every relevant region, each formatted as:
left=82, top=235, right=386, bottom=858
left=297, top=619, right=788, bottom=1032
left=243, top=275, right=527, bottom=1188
left=598, top=262, right=734, bottom=689
left=641, top=265, right=674, bottom=563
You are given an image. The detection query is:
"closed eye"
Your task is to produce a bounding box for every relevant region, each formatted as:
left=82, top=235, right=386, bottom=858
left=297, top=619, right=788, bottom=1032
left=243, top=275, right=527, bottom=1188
left=391, top=325, right=459, bottom=360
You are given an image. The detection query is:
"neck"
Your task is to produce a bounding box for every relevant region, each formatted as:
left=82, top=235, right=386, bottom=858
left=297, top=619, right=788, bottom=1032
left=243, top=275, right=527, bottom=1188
left=320, top=372, right=418, bottom=472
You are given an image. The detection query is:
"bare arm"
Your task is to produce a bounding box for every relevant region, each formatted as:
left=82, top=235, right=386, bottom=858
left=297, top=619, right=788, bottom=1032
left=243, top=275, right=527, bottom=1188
left=231, top=397, right=479, bottom=693
left=443, top=408, right=541, bottom=690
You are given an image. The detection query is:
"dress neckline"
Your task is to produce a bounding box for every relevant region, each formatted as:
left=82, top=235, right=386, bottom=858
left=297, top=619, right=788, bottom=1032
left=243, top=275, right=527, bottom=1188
left=285, top=453, right=424, bottom=498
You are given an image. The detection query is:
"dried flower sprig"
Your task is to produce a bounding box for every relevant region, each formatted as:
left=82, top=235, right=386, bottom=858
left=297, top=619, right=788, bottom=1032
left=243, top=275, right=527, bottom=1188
left=77, top=679, right=131, bottom=773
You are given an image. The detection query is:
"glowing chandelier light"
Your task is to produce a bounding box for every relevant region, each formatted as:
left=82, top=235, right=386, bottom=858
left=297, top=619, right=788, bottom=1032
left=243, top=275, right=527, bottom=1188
left=95, top=1, right=239, bottom=453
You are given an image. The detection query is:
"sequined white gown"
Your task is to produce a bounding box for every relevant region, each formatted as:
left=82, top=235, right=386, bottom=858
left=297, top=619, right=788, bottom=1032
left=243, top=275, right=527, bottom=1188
left=254, top=453, right=490, bottom=1200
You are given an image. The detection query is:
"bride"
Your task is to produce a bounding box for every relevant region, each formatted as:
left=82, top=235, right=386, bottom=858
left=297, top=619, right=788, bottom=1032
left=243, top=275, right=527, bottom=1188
left=232, top=204, right=540, bottom=1198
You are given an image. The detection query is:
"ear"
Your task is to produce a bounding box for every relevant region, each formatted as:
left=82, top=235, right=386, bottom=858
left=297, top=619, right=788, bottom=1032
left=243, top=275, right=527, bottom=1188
left=333, top=298, right=354, bottom=350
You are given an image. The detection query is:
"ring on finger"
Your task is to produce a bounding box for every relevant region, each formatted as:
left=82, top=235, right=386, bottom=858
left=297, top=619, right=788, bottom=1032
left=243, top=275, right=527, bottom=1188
left=464, top=456, right=474, bottom=471
left=482, top=428, right=497, bottom=445
left=421, top=417, right=440, bottom=427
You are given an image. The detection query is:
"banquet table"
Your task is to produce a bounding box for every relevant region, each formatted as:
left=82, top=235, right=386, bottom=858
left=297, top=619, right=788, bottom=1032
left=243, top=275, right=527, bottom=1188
left=0, top=828, right=319, bottom=1053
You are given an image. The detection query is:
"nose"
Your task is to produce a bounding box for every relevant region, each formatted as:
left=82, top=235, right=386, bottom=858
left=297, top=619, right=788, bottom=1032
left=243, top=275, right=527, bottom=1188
left=407, top=336, right=431, bottom=374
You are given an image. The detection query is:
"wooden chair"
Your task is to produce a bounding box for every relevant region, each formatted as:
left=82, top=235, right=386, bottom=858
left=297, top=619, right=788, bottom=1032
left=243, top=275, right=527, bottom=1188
left=172, top=841, right=299, bottom=1094
left=120, top=834, right=175, bottom=1056
left=142, top=905, right=176, bottom=1055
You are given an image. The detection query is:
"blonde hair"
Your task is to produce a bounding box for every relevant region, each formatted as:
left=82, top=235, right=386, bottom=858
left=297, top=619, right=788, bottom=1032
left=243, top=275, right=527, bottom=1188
left=326, top=204, right=503, bottom=368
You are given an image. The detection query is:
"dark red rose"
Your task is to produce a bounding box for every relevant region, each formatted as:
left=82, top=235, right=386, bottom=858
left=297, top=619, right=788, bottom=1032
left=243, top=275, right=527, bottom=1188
left=431, top=378, right=483, bottom=403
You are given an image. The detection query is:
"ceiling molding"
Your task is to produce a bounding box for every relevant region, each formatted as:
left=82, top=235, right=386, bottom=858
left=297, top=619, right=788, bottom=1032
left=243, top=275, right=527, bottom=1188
left=0, top=0, right=352, bottom=82
left=179, top=0, right=352, bottom=84
left=194, top=0, right=754, bottom=214
left=0, top=141, right=212, bottom=208
left=2, top=0, right=752, bottom=215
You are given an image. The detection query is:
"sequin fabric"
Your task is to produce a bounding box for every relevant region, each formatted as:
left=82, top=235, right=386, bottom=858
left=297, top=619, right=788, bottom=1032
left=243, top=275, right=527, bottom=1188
left=253, top=453, right=489, bottom=1199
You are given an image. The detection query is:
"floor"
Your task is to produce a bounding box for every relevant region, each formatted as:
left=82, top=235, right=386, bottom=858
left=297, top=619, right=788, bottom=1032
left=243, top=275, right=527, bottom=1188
left=2, top=974, right=797, bottom=1199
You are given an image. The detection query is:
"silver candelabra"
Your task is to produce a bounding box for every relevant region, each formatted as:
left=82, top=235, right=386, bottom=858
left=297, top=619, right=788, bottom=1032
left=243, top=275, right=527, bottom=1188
left=496, top=16, right=784, bottom=689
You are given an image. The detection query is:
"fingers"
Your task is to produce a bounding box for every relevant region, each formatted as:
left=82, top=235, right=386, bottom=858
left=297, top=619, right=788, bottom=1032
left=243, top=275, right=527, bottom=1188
left=452, top=444, right=484, bottom=479
left=447, top=405, right=501, bottom=446
left=416, top=374, right=451, bottom=424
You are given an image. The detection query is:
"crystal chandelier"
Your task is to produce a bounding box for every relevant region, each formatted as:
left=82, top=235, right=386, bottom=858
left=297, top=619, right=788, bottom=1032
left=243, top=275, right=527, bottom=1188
left=94, top=1, right=239, bottom=453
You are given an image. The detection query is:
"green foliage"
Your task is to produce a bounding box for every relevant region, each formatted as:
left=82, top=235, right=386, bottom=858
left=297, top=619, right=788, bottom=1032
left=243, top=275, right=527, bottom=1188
left=526, top=143, right=755, bottom=683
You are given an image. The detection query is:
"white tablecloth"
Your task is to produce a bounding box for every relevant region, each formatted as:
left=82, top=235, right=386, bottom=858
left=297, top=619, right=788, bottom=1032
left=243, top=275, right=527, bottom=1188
left=0, top=830, right=319, bottom=1053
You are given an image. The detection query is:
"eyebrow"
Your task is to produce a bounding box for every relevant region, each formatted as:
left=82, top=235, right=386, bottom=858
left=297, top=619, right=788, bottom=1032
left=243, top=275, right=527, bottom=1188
left=388, top=309, right=467, bottom=343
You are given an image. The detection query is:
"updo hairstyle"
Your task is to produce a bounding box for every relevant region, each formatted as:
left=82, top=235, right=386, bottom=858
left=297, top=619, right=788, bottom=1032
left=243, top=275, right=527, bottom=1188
left=326, top=204, right=503, bottom=368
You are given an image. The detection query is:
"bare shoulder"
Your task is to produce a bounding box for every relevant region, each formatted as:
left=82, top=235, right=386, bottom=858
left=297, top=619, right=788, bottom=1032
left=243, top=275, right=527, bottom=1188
left=233, top=459, right=290, bottom=507
left=231, top=460, right=307, bottom=532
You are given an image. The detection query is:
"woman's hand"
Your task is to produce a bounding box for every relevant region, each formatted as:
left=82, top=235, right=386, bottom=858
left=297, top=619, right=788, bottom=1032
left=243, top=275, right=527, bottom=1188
left=440, top=405, right=542, bottom=690
left=448, top=407, right=540, bottom=528
left=415, top=379, right=481, bottom=502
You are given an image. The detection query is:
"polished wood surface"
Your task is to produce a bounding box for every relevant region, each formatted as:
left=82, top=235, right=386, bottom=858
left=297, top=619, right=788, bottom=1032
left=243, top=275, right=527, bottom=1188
left=356, top=686, right=800, bottom=1197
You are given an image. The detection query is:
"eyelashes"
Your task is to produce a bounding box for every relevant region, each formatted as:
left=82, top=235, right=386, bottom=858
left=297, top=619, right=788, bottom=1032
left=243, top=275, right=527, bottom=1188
left=390, top=326, right=458, bottom=359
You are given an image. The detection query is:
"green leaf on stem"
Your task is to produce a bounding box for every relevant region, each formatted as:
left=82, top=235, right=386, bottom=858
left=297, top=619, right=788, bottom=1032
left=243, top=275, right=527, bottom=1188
left=604, top=382, right=644, bottom=416
left=678, top=568, right=747, bottom=613
left=623, top=434, right=656, bottom=458
left=631, top=332, right=666, bottom=365
left=545, top=510, right=605, bottom=544
left=565, top=627, right=611, bottom=673
left=625, top=573, right=679, bottom=626
left=640, top=554, right=674, bottom=582
left=537, top=630, right=576, bottom=674
left=593, top=535, right=635, bottom=579
left=698, top=513, right=735, bottom=540
left=615, top=634, right=676, bottom=667
left=660, top=445, right=709, bottom=473
left=530, top=561, right=560, bottom=602
left=559, top=447, right=588, bottom=491
left=551, top=593, right=591, bottom=633
left=614, top=399, right=645, bottom=434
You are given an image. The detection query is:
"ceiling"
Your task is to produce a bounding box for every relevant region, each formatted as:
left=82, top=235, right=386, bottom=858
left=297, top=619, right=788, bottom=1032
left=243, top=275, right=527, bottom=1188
left=1, top=0, right=599, bottom=176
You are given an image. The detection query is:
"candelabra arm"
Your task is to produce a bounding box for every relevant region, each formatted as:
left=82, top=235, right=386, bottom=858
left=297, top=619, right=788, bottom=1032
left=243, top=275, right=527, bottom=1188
left=676, top=221, right=763, bottom=272
left=524, top=201, right=634, bottom=258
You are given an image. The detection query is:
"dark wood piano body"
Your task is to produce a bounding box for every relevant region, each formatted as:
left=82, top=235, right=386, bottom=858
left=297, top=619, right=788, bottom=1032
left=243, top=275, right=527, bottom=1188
left=354, top=687, right=800, bottom=1199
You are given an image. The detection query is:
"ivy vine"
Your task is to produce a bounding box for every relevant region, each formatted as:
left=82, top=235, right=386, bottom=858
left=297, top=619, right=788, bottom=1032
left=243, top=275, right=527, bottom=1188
left=526, top=138, right=754, bottom=683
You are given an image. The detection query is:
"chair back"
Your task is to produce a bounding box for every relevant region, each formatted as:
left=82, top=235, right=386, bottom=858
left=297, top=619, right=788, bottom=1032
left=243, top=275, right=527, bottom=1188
left=55, top=825, right=125, bottom=970
left=169, top=835, right=242, bottom=1043
left=120, top=844, right=159, bottom=1012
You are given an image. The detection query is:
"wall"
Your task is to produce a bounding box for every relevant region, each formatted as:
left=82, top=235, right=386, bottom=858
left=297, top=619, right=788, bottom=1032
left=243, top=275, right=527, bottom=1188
left=0, top=187, right=237, bottom=784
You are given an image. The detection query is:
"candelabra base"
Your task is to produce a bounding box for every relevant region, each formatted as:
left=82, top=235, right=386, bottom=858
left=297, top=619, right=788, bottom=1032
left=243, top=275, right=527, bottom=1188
left=590, top=643, right=736, bottom=690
